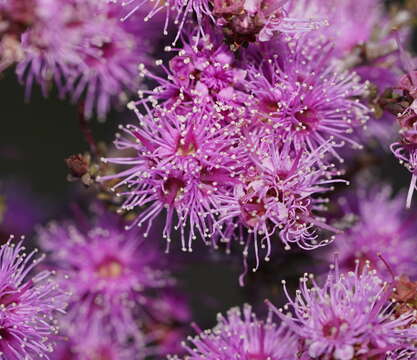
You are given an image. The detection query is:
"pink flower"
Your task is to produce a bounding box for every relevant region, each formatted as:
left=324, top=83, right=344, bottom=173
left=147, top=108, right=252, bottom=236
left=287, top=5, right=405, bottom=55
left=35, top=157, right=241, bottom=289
left=0, top=236, right=67, bottom=359
left=13, top=0, right=153, bottom=119
left=243, top=34, right=369, bottom=160
left=100, top=110, right=243, bottom=252
left=268, top=260, right=417, bottom=359
left=37, top=206, right=174, bottom=342
left=177, top=304, right=298, bottom=360
left=216, top=135, right=345, bottom=278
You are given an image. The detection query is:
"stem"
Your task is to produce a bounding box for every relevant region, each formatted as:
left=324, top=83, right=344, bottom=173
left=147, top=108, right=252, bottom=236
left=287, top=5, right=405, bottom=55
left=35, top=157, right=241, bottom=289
left=78, top=102, right=97, bottom=156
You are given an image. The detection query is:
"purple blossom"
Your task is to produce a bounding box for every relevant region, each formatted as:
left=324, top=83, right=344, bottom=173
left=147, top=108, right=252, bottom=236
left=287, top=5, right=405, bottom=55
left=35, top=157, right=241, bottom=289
left=329, top=185, right=417, bottom=280
left=12, top=0, right=153, bottom=119
left=216, top=136, right=345, bottom=277
left=99, top=29, right=248, bottom=249
left=243, top=34, right=370, bottom=160
left=37, top=206, right=174, bottom=342
left=99, top=110, right=242, bottom=252
left=66, top=3, right=151, bottom=119
left=135, top=28, right=249, bottom=127
left=287, top=1, right=404, bottom=147
left=268, top=260, right=417, bottom=359
left=0, top=235, right=67, bottom=359
left=173, top=304, right=297, bottom=360
left=16, top=0, right=88, bottom=99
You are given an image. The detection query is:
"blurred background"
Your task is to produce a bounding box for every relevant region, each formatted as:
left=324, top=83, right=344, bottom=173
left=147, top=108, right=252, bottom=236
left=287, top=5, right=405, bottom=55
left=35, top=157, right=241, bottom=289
left=0, top=0, right=416, bottom=343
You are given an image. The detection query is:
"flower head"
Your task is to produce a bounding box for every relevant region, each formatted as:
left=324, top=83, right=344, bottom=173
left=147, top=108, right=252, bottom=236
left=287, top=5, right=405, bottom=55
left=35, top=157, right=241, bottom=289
left=329, top=185, right=417, bottom=280
left=13, top=0, right=153, bottom=119
left=243, top=35, right=369, bottom=160
left=268, top=259, right=417, bottom=359
left=100, top=109, right=243, bottom=252
left=16, top=0, right=90, bottom=98
left=37, top=206, right=173, bottom=340
left=175, top=304, right=297, bottom=360
left=66, top=3, right=151, bottom=119
left=136, top=28, right=249, bottom=127
left=216, top=136, right=345, bottom=276
left=0, top=235, right=67, bottom=359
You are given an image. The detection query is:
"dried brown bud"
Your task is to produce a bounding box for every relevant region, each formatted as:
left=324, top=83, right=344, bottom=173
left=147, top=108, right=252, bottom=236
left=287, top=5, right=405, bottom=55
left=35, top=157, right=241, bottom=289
left=393, top=275, right=417, bottom=303
left=392, top=275, right=417, bottom=323
left=378, top=88, right=412, bottom=116
left=65, top=154, right=90, bottom=178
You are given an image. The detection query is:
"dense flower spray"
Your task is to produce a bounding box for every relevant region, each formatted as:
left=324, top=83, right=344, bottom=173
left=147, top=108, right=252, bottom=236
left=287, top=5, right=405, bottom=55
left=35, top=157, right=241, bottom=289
left=268, top=259, right=417, bottom=359
left=101, top=22, right=369, bottom=262
left=0, top=235, right=67, bottom=359
left=329, top=185, right=417, bottom=279
left=171, top=304, right=297, bottom=360
left=3, top=0, right=417, bottom=359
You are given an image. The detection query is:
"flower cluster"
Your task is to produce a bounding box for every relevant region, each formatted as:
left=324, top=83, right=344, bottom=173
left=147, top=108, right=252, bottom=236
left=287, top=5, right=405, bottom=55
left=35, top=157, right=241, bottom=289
left=242, top=35, right=369, bottom=157
left=0, top=235, right=67, bottom=359
left=37, top=206, right=188, bottom=358
left=175, top=260, right=417, bottom=360
left=1, top=0, right=155, bottom=118
left=101, top=22, right=371, bottom=274
left=267, top=259, right=417, bottom=359
left=3, top=0, right=417, bottom=359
